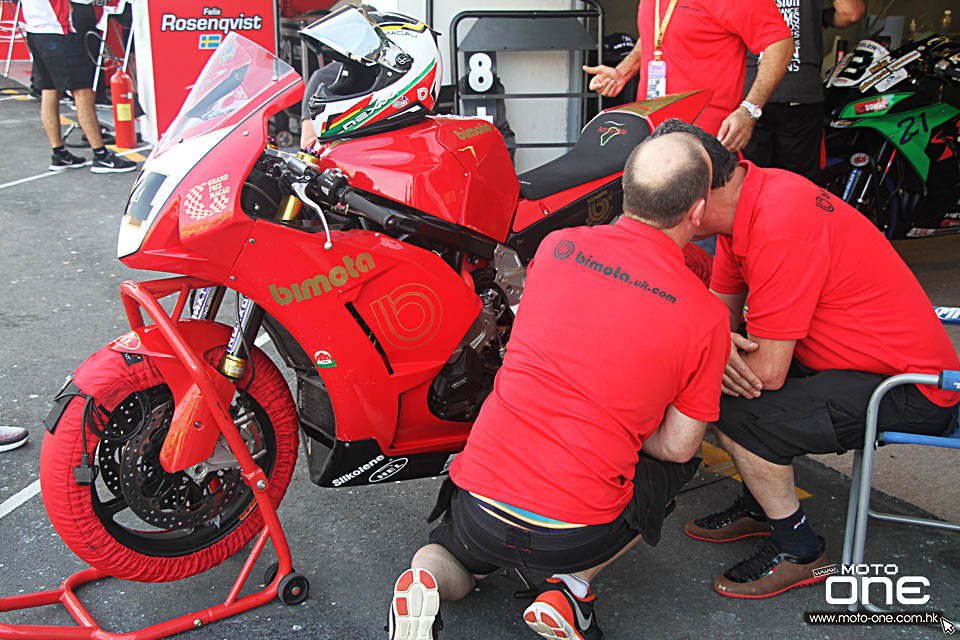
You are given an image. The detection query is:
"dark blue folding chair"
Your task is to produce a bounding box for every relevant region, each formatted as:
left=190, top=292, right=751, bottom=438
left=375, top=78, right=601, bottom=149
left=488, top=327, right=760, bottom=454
left=841, top=306, right=960, bottom=615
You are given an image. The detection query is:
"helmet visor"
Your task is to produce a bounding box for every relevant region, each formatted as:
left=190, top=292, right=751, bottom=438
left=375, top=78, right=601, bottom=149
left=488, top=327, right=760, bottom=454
left=301, top=7, right=390, bottom=67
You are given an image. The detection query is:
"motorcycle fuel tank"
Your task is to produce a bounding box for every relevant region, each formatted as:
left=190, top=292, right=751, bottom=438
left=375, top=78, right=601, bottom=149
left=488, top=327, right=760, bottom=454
left=313, top=116, right=519, bottom=243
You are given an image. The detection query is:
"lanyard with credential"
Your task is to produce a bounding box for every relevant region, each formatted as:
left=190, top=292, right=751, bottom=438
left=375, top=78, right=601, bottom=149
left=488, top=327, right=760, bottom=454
left=654, top=0, right=679, bottom=60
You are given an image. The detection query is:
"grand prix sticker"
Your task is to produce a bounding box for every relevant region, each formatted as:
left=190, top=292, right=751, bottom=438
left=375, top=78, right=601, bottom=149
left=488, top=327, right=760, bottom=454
left=183, top=174, right=230, bottom=220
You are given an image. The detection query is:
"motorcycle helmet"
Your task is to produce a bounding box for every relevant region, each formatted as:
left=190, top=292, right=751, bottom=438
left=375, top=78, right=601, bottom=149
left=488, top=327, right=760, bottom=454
left=300, top=6, right=441, bottom=141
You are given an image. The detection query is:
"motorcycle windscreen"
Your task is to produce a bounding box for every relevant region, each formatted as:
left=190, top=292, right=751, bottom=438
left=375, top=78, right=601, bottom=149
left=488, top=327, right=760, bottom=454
left=155, top=33, right=296, bottom=156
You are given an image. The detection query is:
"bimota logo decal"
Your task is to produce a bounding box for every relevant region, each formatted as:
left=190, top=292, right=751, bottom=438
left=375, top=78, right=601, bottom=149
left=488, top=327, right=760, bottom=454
left=587, top=189, right=614, bottom=225
left=454, top=122, right=494, bottom=140
left=554, top=240, right=575, bottom=259
left=369, top=283, right=443, bottom=349
left=332, top=455, right=384, bottom=487
left=269, top=253, right=376, bottom=305
left=313, top=350, right=337, bottom=369
left=597, top=121, right=627, bottom=146
left=160, top=8, right=264, bottom=36
left=369, top=458, right=408, bottom=483
left=815, top=188, right=835, bottom=213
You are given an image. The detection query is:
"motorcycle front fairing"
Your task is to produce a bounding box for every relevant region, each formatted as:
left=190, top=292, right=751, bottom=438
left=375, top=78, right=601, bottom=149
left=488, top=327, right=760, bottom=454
left=116, top=34, right=483, bottom=471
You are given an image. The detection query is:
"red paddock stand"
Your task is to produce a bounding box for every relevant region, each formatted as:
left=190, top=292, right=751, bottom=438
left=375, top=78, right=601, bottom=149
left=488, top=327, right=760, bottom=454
left=0, top=277, right=307, bottom=640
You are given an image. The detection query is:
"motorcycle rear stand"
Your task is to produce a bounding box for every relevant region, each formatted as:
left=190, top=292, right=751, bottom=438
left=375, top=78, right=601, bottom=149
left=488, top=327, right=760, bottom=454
left=0, top=276, right=304, bottom=640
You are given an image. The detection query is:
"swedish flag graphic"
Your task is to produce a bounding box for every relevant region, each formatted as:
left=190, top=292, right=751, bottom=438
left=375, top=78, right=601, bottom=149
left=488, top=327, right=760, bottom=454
left=198, top=33, right=222, bottom=50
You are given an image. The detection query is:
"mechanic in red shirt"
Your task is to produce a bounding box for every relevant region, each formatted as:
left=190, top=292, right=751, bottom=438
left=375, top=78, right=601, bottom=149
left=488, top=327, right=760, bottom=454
left=387, top=131, right=730, bottom=640
left=583, top=0, right=794, bottom=151
left=661, top=120, right=960, bottom=599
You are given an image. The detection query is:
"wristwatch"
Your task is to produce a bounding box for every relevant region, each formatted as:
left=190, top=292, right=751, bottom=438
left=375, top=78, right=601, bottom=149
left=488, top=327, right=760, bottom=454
left=740, top=100, right=762, bottom=120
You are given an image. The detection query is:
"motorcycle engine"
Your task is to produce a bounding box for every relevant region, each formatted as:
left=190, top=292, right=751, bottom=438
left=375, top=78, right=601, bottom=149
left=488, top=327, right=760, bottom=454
left=428, top=265, right=514, bottom=421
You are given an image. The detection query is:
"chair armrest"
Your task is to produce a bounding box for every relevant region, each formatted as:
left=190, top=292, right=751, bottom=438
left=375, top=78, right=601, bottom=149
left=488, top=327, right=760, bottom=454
left=940, top=370, right=960, bottom=392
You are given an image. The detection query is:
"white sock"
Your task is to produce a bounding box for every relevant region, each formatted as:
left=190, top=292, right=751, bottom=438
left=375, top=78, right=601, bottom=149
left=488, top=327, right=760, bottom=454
left=552, top=573, right=589, bottom=599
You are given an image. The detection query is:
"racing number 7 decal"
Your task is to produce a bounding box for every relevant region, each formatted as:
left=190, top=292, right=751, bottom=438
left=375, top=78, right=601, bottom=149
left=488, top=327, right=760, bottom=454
left=897, top=112, right=929, bottom=145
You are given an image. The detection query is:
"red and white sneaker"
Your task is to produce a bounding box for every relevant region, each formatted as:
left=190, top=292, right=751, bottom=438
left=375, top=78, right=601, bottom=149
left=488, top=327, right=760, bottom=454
left=523, top=577, right=603, bottom=639
left=0, top=426, right=28, bottom=452
left=388, top=568, right=442, bottom=640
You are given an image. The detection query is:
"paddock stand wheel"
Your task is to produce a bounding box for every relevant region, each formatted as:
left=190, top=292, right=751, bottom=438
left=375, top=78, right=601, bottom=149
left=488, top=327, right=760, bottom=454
left=278, top=573, right=310, bottom=606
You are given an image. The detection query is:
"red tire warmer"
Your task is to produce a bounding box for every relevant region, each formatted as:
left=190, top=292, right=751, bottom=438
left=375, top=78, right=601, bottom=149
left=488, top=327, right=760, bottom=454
left=0, top=277, right=302, bottom=640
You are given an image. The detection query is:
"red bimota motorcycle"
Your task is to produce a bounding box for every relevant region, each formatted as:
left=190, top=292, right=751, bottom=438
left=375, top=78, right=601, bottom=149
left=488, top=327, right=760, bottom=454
left=38, top=8, right=712, bottom=588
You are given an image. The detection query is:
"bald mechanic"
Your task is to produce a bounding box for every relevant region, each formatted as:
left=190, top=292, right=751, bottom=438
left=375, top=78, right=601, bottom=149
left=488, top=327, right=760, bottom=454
left=387, top=132, right=730, bottom=640
left=655, top=120, right=960, bottom=599
left=583, top=0, right=794, bottom=151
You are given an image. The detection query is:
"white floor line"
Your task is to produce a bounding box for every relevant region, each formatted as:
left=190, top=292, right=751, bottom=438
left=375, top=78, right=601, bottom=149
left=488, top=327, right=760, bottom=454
left=254, top=333, right=271, bottom=347
left=0, top=479, right=40, bottom=521
left=0, top=144, right=152, bottom=191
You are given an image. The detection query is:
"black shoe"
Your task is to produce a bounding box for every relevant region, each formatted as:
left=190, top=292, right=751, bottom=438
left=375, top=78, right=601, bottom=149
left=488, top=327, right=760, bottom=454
left=523, top=577, right=603, bottom=640
left=91, top=149, right=137, bottom=174
left=49, top=150, right=86, bottom=171
left=714, top=536, right=830, bottom=599
left=684, top=495, right=769, bottom=542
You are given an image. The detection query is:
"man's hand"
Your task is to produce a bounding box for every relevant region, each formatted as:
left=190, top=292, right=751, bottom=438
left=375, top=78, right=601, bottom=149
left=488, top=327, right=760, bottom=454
left=582, top=64, right=627, bottom=98
left=717, top=108, right=757, bottom=152
left=722, top=333, right=763, bottom=398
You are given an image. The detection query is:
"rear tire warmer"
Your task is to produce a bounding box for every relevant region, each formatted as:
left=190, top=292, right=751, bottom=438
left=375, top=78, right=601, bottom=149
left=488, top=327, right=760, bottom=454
left=40, top=344, right=298, bottom=583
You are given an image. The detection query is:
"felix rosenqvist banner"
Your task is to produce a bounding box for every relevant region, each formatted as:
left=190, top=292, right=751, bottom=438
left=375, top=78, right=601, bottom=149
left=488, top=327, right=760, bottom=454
left=132, top=1, right=278, bottom=143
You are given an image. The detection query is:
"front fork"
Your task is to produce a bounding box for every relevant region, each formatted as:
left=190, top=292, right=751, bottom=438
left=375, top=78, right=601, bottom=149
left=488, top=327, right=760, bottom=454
left=193, top=147, right=321, bottom=380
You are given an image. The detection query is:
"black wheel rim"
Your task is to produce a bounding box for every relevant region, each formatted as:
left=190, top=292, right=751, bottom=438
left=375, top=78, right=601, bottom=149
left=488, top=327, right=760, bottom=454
left=90, top=385, right=277, bottom=557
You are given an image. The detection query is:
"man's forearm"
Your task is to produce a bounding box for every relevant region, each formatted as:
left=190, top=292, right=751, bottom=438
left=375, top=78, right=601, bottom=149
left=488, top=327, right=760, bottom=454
left=743, top=37, right=794, bottom=108
left=616, top=42, right=644, bottom=82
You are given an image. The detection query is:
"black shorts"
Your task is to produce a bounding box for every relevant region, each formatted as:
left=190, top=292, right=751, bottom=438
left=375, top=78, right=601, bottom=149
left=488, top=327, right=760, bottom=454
left=26, top=32, right=92, bottom=92
left=427, top=453, right=701, bottom=575
left=715, top=361, right=959, bottom=466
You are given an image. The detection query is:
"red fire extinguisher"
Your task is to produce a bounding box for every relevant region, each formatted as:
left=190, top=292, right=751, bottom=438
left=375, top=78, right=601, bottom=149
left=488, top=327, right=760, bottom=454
left=110, top=69, right=137, bottom=149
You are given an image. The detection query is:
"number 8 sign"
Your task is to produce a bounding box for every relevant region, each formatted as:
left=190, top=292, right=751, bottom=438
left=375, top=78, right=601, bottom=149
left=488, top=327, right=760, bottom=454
left=369, top=283, right=443, bottom=349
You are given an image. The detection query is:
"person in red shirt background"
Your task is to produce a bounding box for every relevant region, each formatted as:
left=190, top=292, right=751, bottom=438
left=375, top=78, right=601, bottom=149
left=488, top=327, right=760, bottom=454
left=583, top=0, right=794, bottom=152
left=658, top=120, right=960, bottom=599
left=386, top=131, right=729, bottom=640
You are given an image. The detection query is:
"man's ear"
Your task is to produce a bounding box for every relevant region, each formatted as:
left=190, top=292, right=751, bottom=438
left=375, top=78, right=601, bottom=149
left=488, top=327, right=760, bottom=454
left=689, top=197, right=707, bottom=229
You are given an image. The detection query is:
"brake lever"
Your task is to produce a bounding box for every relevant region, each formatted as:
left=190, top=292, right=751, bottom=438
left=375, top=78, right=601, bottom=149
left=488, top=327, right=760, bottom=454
left=290, top=181, right=334, bottom=251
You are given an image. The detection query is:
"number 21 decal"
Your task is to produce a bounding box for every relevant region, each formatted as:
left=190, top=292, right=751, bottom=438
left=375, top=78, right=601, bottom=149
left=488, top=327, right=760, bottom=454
left=897, top=112, right=929, bottom=145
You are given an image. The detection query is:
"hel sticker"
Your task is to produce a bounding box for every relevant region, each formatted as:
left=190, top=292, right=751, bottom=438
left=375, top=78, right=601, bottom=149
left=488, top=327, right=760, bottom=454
left=183, top=174, right=231, bottom=220
left=853, top=97, right=889, bottom=115
left=392, top=96, right=409, bottom=109
left=850, top=152, right=870, bottom=167
left=314, top=350, right=337, bottom=368
left=369, top=458, right=408, bottom=483
left=112, top=331, right=142, bottom=351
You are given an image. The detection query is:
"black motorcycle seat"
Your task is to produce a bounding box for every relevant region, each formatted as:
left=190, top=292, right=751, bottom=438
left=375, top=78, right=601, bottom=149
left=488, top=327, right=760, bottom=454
left=516, top=109, right=651, bottom=201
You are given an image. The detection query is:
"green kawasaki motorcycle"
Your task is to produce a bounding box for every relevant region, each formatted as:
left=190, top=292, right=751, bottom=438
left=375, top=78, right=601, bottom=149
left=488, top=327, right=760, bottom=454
left=822, top=34, right=960, bottom=239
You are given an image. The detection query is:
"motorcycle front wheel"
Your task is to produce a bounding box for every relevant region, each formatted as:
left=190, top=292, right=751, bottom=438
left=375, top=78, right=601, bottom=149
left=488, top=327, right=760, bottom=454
left=40, top=343, right=299, bottom=583
left=819, top=160, right=902, bottom=238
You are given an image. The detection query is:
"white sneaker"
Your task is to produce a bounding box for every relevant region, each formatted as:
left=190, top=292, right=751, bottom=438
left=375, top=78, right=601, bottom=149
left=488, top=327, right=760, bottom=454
left=388, top=568, right=442, bottom=639
left=0, top=426, right=28, bottom=452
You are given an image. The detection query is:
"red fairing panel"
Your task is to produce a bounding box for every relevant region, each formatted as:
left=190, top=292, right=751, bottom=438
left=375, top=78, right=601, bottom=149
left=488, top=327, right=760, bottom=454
left=230, top=221, right=481, bottom=454
left=315, top=116, right=518, bottom=242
